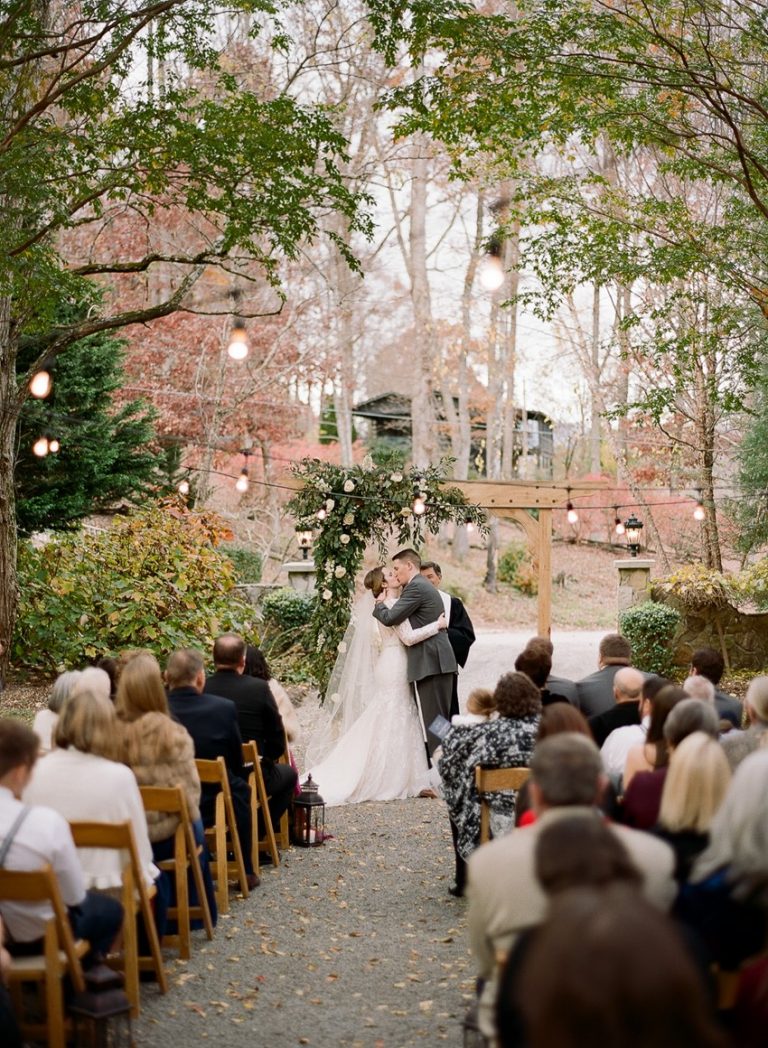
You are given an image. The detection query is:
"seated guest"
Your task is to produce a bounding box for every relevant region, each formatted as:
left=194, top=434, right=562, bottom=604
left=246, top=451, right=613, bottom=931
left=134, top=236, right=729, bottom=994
left=0, top=719, right=123, bottom=966
left=0, top=916, right=23, bottom=1048
left=23, top=690, right=159, bottom=897
left=515, top=641, right=569, bottom=706
left=683, top=674, right=716, bottom=704
left=576, top=633, right=633, bottom=718
left=523, top=636, right=577, bottom=703
left=116, top=651, right=215, bottom=926
left=166, top=649, right=259, bottom=890
left=623, top=697, right=719, bottom=830
left=496, top=814, right=644, bottom=1048
left=467, top=734, right=675, bottom=1042
left=592, top=666, right=645, bottom=763
left=689, top=647, right=742, bottom=727
left=622, top=681, right=684, bottom=790
left=71, top=665, right=112, bottom=703
left=513, top=889, right=725, bottom=1048
left=452, top=687, right=496, bottom=726
left=440, top=672, right=541, bottom=897
left=206, top=634, right=297, bottom=836
left=244, top=645, right=300, bottom=743
left=95, top=656, right=119, bottom=701
left=653, top=732, right=731, bottom=882
left=721, top=675, right=768, bottom=771
left=32, top=669, right=81, bottom=754
left=680, top=749, right=768, bottom=971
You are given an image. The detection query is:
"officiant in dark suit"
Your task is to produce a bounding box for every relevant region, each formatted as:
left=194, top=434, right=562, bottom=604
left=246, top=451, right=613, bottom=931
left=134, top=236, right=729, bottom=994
left=421, top=561, right=475, bottom=718
left=373, top=549, right=457, bottom=757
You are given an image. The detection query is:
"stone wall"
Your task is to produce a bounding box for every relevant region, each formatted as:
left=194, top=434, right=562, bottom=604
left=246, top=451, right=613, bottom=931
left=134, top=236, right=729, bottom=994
left=652, top=588, right=768, bottom=671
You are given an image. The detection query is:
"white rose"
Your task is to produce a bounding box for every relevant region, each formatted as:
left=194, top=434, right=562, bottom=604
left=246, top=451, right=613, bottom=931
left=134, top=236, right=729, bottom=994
left=322, top=588, right=333, bottom=600
left=335, top=565, right=346, bottom=578
left=340, top=534, right=351, bottom=545
left=337, top=641, right=347, bottom=654
left=361, top=454, right=374, bottom=471
left=326, top=499, right=335, bottom=511
left=343, top=512, right=354, bottom=525
left=390, top=472, right=403, bottom=483
left=343, top=479, right=355, bottom=492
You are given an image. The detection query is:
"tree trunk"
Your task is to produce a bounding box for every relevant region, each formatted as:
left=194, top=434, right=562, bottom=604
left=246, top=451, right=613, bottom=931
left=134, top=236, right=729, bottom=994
left=0, top=298, right=20, bottom=684
left=408, top=139, right=436, bottom=468
left=500, top=220, right=521, bottom=479
left=589, top=283, right=602, bottom=473
left=484, top=517, right=498, bottom=593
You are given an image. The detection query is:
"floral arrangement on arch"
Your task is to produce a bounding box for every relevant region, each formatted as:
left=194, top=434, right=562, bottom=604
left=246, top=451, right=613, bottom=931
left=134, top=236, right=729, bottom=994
left=287, top=453, right=487, bottom=694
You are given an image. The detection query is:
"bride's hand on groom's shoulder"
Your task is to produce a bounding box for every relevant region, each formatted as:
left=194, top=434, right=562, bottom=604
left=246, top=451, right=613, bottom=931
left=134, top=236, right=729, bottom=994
left=438, top=612, right=448, bottom=630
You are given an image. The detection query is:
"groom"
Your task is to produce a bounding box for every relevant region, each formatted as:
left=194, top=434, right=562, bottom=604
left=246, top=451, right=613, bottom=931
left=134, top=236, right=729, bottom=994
left=373, top=548, right=457, bottom=757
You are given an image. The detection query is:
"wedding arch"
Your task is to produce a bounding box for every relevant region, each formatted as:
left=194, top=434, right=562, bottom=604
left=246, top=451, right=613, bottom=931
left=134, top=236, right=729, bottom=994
left=287, top=455, right=487, bottom=692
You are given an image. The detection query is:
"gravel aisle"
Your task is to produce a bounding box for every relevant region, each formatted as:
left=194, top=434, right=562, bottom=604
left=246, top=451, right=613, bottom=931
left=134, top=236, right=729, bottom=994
left=133, top=799, right=471, bottom=1047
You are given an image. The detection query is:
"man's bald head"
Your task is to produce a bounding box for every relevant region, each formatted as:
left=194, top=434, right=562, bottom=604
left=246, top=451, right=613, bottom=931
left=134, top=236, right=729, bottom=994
left=613, top=666, right=645, bottom=705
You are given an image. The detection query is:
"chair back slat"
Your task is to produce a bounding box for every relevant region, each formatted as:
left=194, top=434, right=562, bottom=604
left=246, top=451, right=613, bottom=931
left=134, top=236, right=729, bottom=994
left=475, top=766, right=531, bottom=845
left=195, top=756, right=227, bottom=786
left=139, top=785, right=186, bottom=817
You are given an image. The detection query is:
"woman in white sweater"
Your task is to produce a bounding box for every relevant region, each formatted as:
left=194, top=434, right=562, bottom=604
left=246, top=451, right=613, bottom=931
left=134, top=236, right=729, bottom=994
left=23, top=688, right=159, bottom=897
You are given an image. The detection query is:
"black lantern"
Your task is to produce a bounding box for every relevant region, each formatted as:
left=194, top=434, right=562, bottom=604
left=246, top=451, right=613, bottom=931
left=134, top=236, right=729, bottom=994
left=70, top=963, right=133, bottom=1047
left=296, top=528, right=313, bottom=560
left=624, top=514, right=643, bottom=557
left=292, top=774, right=326, bottom=847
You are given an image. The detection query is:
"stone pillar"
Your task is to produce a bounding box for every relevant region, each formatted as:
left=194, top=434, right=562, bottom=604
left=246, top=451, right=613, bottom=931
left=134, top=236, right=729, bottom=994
left=616, top=559, right=653, bottom=620
left=285, top=560, right=317, bottom=594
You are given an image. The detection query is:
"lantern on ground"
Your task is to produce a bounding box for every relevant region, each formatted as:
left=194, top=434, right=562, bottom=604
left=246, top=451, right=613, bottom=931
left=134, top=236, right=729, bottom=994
left=70, top=963, right=132, bottom=1048
left=296, top=528, right=313, bottom=560
left=624, top=514, right=643, bottom=557
left=292, top=774, right=325, bottom=847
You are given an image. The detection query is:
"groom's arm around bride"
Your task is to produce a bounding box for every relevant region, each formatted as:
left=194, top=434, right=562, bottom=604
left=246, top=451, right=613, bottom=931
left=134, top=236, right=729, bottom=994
left=373, top=549, right=457, bottom=756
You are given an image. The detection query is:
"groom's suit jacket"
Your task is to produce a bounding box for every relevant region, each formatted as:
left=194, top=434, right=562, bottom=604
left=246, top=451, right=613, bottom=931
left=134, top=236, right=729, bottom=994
left=373, top=574, right=457, bottom=683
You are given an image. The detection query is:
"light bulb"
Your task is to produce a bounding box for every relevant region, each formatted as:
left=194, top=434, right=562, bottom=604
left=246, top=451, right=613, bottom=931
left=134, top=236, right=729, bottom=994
left=466, top=520, right=475, bottom=534
left=479, top=256, right=505, bottom=292
left=235, top=470, right=249, bottom=493
left=227, top=323, right=249, bottom=360
left=48, top=438, right=60, bottom=454
left=693, top=503, right=705, bottom=521
left=317, top=508, right=327, bottom=521
left=413, top=496, right=426, bottom=516
left=615, top=519, right=625, bottom=536
left=29, top=370, right=52, bottom=398
left=566, top=502, right=578, bottom=525
left=178, top=479, right=190, bottom=495
left=32, top=436, right=49, bottom=457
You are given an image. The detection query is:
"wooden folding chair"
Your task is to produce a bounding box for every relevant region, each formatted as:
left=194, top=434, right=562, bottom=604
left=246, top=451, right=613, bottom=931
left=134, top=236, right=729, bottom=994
left=0, top=865, right=88, bottom=1048
left=276, top=731, right=292, bottom=851
left=475, top=765, right=531, bottom=845
left=69, top=820, right=168, bottom=1017
left=139, top=785, right=214, bottom=959
left=242, top=741, right=280, bottom=868
left=195, top=757, right=250, bottom=914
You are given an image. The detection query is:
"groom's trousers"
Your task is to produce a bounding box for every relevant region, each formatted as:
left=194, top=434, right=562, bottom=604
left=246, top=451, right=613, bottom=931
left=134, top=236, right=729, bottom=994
left=414, top=672, right=456, bottom=756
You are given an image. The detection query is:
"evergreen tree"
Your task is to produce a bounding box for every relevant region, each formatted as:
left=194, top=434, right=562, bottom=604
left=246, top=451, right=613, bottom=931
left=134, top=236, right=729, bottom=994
left=16, top=315, right=160, bottom=535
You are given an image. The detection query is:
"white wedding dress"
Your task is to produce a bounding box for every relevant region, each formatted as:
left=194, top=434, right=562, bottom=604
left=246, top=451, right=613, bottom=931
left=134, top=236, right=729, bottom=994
left=304, top=599, right=436, bottom=806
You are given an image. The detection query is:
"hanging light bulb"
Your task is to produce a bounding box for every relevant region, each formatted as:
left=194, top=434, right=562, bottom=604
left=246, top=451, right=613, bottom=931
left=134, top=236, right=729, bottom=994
left=693, top=500, right=706, bottom=521
left=466, top=517, right=475, bottom=535
left=614, top=507, right=625, bottom=536
left=413, top=495, right=426, bottom=516
left=32, top=436, right=50, bottom=457
left=565, top=489, right=578, bottom=524
left=316, top=508, right=327, bottom=521
left=227, top=320, right=249, bottom=360
left=48, top=437, right=60, bottom=454
left=178, top=479, right=190, bottom=496
left=235, top=468, right=249, bottom=493
left=29, top=370, right=52, bottom=399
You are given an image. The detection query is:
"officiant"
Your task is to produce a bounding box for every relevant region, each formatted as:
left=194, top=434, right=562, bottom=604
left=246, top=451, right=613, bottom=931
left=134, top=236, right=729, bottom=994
left=421, top=561, right=476, bottom=717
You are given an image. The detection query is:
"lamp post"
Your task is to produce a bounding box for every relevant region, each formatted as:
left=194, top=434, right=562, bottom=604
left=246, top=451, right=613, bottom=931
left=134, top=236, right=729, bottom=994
left=296, top=528, right=313, bottom=561
left=624, top=514, right=643, bottom=557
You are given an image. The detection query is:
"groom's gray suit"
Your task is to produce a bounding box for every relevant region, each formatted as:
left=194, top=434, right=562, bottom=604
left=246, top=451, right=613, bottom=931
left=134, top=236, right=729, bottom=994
left=373, top=574, right=457, bottom=756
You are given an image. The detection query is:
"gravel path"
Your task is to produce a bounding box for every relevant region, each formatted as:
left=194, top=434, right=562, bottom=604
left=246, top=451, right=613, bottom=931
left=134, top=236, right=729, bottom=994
left=133, top=799, right=471, bottom=1047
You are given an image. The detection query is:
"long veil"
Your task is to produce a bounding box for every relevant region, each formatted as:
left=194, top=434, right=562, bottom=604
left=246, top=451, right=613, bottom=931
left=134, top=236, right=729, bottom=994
left=303, top=592, right=379, bottom=770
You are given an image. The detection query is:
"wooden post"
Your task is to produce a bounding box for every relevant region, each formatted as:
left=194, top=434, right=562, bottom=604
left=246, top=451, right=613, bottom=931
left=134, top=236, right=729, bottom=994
left=537, top=508, right=552, bottom=637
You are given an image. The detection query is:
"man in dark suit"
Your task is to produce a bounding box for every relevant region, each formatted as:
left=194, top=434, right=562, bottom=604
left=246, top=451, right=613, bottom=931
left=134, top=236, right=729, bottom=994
left=421, top=561, right=475, bottom=718
left=576, top=634, right=633, bottom=718
left=588, top=666, right=645, bottom=748
left=205, top=634, right=298, bottom=835
left=374, top=549, right=457, bottom=757
left=165, top=648, right=259, bottom=890
left=690, top=647, right=743, bottom=727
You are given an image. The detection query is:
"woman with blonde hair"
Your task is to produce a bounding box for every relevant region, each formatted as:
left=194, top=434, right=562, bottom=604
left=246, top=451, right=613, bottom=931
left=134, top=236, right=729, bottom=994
left=23, top=689, right=158, bottom=893
left=653, top=732, right=730, bottom=882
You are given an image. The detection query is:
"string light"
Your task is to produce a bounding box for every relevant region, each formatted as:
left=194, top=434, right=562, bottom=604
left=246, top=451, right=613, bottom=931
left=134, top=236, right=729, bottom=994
left=32, top=436, right=50, bottom=457
left=466, top=517, right=475, bottom=534
left=413, top=495, right=426, bottom=516
left=48, top=437, right=60, bottom=454
left=178, top=479, right=190, bottom=495
left=235, top=468, right=249, bottom=493
left=693, top=500, right=706, bottom=521
left=227, top=321, right=249, bottom=361
left=566, top=487, right=578, bottom=525
left=614, top=507, right=625, bottom=535
left=29, top=370, right=52, bottom=398
left=478, top=256, right=504, bottom=292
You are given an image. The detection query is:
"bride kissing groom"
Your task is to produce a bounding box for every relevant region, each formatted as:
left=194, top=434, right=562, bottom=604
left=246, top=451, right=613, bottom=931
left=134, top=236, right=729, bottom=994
left=373, top=548, right=458, bottom=759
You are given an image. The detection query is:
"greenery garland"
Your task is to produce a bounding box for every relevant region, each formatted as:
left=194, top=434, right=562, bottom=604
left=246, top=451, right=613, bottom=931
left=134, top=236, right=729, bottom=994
left=287, top=453, right=487, bottom=694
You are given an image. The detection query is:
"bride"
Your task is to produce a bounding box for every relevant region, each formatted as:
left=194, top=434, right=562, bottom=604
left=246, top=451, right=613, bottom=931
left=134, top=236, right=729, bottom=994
left=304, top=565, right=447, bottom=806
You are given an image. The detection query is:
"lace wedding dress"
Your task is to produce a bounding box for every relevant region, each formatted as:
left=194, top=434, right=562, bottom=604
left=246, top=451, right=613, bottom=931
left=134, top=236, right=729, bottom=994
left=304, top=598, right=437, bottom=806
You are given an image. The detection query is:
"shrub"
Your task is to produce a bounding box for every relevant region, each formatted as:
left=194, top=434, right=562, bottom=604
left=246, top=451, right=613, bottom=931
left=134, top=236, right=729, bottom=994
left=654, top=564, right=734, bottom=610
left=13, top=502, right=257, bottom=676
left=221, top=545, right=262, bottom=582
left=735, top=559, right=768, bottom=610
left=619, top=601, right=681, bottom=676
left=498, top=543, right=526, bottom=583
